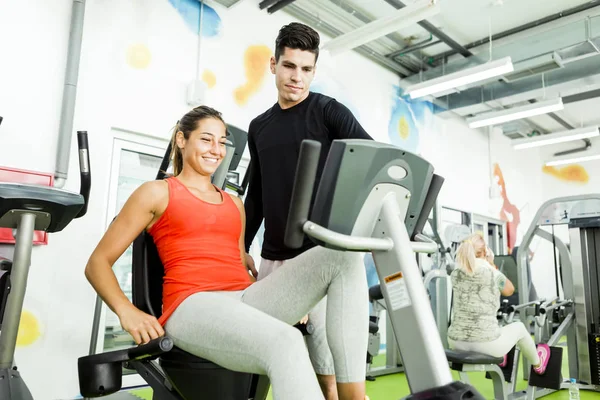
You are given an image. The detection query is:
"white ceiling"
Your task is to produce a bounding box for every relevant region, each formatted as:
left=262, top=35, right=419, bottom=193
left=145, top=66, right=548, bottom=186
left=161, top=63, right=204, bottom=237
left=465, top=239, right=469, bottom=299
left=220, top=0, right=600, bottom=152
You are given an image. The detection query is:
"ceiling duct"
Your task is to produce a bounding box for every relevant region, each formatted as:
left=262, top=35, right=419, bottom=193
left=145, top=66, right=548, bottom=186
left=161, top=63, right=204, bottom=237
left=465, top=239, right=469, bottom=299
left=403, top=16, right=600, bottom=85
left=501, top=53, right=563, bottom=83
left=425, top=17, right=600, bottom=112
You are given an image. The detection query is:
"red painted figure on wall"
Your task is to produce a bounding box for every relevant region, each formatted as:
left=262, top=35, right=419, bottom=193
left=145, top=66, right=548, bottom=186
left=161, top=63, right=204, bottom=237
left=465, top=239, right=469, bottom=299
left=493, top=163, right=520, bottom=254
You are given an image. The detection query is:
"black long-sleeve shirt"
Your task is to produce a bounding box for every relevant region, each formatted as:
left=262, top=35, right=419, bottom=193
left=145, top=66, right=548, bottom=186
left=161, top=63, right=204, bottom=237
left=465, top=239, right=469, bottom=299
left=244, top=92, right=372, bottom=260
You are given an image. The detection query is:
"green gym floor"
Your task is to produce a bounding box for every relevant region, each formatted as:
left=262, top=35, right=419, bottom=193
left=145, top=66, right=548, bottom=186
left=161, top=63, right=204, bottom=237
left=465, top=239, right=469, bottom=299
left=109, top=348, right=600, bottom=400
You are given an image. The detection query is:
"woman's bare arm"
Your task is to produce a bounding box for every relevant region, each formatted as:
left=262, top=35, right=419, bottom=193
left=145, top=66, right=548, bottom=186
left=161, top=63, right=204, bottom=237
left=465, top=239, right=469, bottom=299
left=84, top=180, right=168, bottom=343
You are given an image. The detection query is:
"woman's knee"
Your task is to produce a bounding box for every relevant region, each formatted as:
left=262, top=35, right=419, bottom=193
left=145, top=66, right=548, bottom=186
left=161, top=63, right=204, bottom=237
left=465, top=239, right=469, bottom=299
left=267, top=324, right=306, bottom=351
left=511, top=321, right=530, bottom=338
left=261, top=325, right=309, bottom=368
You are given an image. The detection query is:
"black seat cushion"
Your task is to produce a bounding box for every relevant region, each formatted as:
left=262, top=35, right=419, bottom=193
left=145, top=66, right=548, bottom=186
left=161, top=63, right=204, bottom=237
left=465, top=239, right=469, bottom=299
left=160, top=345, right=214, bottom=366
left=445, top=349, right=504, bottom=365
left=369, top=321, right=379, bottom=334
left=369, top=284, right=383, bottom=301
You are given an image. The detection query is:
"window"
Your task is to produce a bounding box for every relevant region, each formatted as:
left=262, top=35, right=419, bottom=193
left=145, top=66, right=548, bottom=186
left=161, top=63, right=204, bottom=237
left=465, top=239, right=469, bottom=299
left=89, top=133, right=166, bottom=387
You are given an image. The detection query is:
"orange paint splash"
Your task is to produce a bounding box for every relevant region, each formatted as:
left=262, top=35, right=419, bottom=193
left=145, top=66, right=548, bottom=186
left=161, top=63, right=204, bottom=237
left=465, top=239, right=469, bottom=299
left=493, top=163, right=520, bottom=254
left=542, top=165, right=589, bottom=183
left=234, top=45, right=272, bottom=106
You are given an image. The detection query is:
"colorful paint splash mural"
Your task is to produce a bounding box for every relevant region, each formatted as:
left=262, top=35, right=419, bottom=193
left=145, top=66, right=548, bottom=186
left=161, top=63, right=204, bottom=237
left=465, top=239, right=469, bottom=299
left=542, top=164, right=589, bottom=184
left=126, top=43, right=152, bottom=70
left=202, top=69, right=217, bottom=88
left=311, top=79, right=362, bottom=123
left=493, top=163, right=520, bottom=253
left=168, top=0, right=222, bottom=37
left=16, top=309, right=42, bottom=347
left=234, top=45, right=273, bottom=106
left=388, top=86, right=442, bottom=154
left=126, top=1, right=222, bottom=70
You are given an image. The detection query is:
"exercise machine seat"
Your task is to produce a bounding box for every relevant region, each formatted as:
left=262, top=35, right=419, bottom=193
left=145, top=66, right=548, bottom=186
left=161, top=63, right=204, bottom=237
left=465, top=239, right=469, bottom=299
left=369, top=321, right=379, bottom=334
left=445, top=349, right=504, bottom=365
left=369, top=284, right=383, bottom=301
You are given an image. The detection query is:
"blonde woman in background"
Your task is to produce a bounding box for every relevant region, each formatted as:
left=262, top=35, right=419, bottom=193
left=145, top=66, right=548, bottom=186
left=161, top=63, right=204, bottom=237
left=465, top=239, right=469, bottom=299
left=447, top=233, right=551, bottom=375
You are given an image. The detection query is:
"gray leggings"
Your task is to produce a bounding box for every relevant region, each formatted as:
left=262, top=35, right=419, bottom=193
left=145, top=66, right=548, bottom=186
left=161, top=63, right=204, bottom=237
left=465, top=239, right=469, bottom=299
left=164, top=246, right=369, bottom=400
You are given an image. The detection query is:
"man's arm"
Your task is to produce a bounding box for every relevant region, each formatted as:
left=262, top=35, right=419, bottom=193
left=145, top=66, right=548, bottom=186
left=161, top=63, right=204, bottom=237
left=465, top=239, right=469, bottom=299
left=243, top=128, right=264, bottom=252
left=323, top=99, right=373, bottom=140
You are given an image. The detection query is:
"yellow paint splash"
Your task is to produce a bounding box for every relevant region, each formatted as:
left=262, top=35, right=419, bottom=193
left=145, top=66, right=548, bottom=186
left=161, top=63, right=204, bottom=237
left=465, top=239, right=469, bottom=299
left=542, top=164, right=589, bottom=184
left=16, top=310, right=41, bottom=347
left=126, top=43, right=152, bottom=70
left=234, top=45, right=272, bottom=106
left=202, top=70, right=217, bottom=88
left=398, top=116, right=409, bottom=139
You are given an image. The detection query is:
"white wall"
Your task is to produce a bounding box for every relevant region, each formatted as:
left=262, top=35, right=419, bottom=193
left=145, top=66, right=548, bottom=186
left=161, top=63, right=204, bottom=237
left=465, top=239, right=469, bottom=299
left=4, top=0, right=598, bottom=397
left=0, top=0, right=400, bottom=398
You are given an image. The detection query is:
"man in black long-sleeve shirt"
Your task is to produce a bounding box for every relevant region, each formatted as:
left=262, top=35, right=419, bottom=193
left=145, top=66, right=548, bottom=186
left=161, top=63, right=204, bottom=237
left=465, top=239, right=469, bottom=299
left=243, top=22, right=372, bottom=400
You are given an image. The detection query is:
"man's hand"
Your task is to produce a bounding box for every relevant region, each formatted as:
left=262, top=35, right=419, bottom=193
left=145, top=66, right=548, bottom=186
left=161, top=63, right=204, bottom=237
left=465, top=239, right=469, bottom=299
left=245, top=253, right=258, bottom=278
left=118, top=305, right=165, bottom=345
left=299, top=315, right=309, bottom=324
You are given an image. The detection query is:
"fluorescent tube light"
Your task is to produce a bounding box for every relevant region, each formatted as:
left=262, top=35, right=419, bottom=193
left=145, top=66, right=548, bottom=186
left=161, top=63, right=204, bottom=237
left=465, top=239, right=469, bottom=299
left=405, top=56, right=514, bottom=99
left=513, top=126, right=599, bottom=150
left=320, top=0, right=440, bottom=56
left=545, top=151, right=600, bottom=167
left=467, top=97, right=564, bottom=129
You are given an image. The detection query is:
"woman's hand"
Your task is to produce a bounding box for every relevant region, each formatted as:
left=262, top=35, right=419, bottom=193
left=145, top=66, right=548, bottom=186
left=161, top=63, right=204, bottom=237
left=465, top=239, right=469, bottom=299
left=485, top=247, right=495, bottom=264
left=118, top=305, right=165, bottom=345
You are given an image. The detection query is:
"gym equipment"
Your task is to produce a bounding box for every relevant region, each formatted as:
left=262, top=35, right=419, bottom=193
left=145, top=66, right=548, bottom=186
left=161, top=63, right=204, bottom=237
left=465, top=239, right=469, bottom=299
left=0, top=131, right=91, bottom=400
left=366, top=284, right=405, bottom=380
left=517, top=195, right=600, bottom=393
left=79, top=127, right=312, bottom=400
left=365, top=213, right=465, bottom=378
left=79, top=138, right=484, bottom=399
left=284, top=139, right=483, bottom=398
left=80, top=126, right=268, bottom=400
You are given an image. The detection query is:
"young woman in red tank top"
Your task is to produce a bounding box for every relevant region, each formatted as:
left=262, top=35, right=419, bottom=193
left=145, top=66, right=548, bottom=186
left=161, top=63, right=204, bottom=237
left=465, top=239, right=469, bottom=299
left=84, top=106, right=370, bottom=400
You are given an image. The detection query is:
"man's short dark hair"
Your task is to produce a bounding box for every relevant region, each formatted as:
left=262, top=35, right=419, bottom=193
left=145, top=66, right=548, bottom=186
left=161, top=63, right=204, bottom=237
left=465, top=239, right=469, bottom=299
left=275, top=22, right=320, bottom=63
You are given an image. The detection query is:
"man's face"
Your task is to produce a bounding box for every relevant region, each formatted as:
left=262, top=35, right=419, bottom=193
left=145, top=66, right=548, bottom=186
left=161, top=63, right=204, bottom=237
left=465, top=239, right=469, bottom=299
left=270, top=47, right=316, bottom=108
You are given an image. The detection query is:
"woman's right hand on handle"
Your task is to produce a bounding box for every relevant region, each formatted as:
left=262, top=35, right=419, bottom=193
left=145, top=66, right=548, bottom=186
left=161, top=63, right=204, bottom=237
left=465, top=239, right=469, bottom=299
left=118, top=305, right=165, bottom=345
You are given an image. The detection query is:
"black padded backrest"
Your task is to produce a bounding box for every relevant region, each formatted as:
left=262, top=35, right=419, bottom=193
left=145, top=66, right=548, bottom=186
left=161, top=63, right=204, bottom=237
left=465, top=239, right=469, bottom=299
left=132, top=231, right=164, bottom=318
left=495, top=255, right=519, bottom=292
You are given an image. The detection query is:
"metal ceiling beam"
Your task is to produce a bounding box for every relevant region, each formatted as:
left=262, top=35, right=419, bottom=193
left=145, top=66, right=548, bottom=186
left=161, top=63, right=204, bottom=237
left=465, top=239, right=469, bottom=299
left=563, top=88, right=600, bottom=104
left=324, top=0, right=419, bottom=73
left=266, top=0, right=297, bottom=14
left=382, top=0, right=472, bottom=58
left=431, top=1, right=600, bottom=62
left=258, top=0, right=279, bottom=9
left=283, top=3, right=413, bottom=76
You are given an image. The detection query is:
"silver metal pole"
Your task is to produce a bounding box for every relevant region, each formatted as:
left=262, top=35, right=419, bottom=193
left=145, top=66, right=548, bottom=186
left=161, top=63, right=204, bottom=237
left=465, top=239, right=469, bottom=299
left=372, top=193, right=453, bottom=392
left=0, top=213, right=36, bottom=367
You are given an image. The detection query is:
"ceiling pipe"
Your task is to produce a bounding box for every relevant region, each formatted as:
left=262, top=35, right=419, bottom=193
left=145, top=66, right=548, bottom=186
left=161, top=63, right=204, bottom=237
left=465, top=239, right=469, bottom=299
left=387, top=37, right=442, bottom=59
left=431, top=1, right=600, bottom=63
left=383, top=0, right=472, bottom=57
left=55, top=0, right=86, bottom=188
left=267, top=0, right=297, bottom=14
left=325, top=0, right=418, bottom=72
left=553, top=139, right=592, bottom=157
left=284, top=3, right=413, bottom=76
left=258, top=0, right=279, bottom=10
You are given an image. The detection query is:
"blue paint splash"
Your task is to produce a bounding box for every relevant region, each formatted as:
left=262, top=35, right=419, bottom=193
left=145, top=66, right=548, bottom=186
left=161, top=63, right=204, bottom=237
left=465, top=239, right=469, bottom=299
left=311, top=80, right=362, bottom=123
left=168, top=0, right=222, bottom=37
left=387, top=85, right=444, bottom=153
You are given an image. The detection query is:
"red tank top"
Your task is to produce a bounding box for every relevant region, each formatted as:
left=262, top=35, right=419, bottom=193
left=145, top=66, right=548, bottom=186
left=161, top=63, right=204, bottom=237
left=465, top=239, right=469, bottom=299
left=148, top=177, right=252, bottom=325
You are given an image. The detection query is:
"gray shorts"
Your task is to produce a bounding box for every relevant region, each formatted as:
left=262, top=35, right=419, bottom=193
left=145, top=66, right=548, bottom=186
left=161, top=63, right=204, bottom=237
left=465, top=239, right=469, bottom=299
left=258, top=257, right=335, bottom=376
